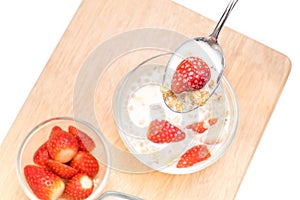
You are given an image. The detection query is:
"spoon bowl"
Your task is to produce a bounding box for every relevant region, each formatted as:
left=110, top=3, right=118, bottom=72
left=163, top=0, right=238, bottom=113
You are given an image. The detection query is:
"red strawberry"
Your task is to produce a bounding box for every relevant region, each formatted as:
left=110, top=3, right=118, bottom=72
left=24, top=165, right=65, bottom=200
left=186, top=118, right=218, bottom=134
left=47, top=126, right=78, bottom=163
left=147, top=120, right=185, bottom=143
left=70, top=151, right=99, bottom=178
left=68, top=125, right=95, bottom=152
left=63, top=173, right=94, bottom=200
left=176, top=145, right=211, bottom=168
left=33, top=142, right=50, bottom=166
left=46, top=159, right=79, bottom=179
left=171, top=56, right=211, bottom=94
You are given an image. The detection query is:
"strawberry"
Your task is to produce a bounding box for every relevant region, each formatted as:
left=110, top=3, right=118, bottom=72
left=176, top=144, right=211, bottom=168
left=46, top=159, right=79, bottom=179
left=171, top=56, right=211, bottom=94
left=186, top=118, right=218, bottom=134
left=70, top=151, right=99, bottom=178
left=68, top=125, right=95, bottom=152
left=24, top=165, right=65, bottom=200
left=33, top=141, right=50, bottom=166
left=63, top=173, right=94, bottom=200
left=47, top=126, right=78, bottom=163
left=147, top=120, right=185, bottom=143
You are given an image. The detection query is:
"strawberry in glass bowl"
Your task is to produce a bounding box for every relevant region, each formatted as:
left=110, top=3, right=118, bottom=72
left=17, top=117, right=110, bottom=200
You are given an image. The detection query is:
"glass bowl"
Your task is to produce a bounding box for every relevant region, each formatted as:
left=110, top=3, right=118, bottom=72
left=16, top=116, right=111, bottom=199
left=113, top=53, right=239, bottom=174
left=98, top=191, right=143, bottom=200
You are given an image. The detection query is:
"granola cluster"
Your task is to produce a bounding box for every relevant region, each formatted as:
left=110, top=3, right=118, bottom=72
left=161, top=80, right=215, bottom=112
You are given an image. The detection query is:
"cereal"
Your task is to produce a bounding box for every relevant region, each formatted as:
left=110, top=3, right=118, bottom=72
left=208, top=80, right=215, bottom=89
left=161, top=84, right=213, bottom=112
left=161, top=85, right=185, bottom=112
left=193, top=90, right=210, bottom=106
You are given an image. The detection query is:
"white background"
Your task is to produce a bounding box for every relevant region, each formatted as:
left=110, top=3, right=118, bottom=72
left=0, top=0, right=299, bottom=199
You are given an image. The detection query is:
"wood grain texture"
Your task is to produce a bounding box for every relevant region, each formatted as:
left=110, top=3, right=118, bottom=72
left=0, top=0, right=291, bottom=199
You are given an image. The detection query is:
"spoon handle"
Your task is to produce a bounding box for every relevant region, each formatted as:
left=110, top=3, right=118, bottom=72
left=210, top=0, right=239, bottom=41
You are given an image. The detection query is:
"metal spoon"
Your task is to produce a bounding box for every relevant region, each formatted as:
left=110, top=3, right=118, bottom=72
left=162, top=0, right=238, bottom=113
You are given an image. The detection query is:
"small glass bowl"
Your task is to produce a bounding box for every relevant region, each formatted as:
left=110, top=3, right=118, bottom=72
left=16, top=116, right=111, bottom=199
left=113, top=53, right=239, bottom=174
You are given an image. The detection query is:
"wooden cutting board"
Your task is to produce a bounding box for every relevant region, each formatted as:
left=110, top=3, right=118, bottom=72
left=0, top=0, right=291, bottom=199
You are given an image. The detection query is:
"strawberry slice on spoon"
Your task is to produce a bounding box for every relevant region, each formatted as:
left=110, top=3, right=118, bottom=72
left=171, top=57, right=211, bottom=94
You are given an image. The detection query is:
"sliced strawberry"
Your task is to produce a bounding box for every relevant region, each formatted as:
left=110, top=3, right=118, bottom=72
left=68, top=125, right=95, bottom=152
left=63, top=173, right=94, bottom=199
left=24, top=165, right=65, bottom=200
left=147, top=120, right=185, bottom=144
left=33, top=141, right=50, bottom=166
left=208, top=118, right=218, bottom=125
left=176, top=144, right=211, bottom=168
left=46, top=159, right=79, bottom=179
left=171, top=56, right=211, bottom=94
left=186, top=121, right=207, bottom=134
left=47, top=126, right=78, bottom=163
left=186, top=118, right=218, bottom=134
left=70, top=151, right=99, bottom=178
